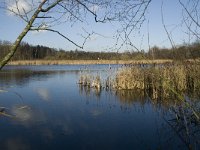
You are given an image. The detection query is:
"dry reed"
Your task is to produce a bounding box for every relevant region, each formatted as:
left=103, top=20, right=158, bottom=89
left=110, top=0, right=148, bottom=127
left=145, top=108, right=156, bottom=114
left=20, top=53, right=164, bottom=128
left=113, top=63, right=200, bottom=100
left=78, top=62, right=200, bottom=121
left=8, top=59, right=173, bottom=65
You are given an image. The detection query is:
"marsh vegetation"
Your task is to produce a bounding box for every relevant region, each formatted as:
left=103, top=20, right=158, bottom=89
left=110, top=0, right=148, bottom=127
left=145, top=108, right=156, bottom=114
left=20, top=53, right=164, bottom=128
left=79, top=61, right=200, bottom=95
left=78, top=61, right=200, bottom=122
left=78, top=62, right=200, bottom=149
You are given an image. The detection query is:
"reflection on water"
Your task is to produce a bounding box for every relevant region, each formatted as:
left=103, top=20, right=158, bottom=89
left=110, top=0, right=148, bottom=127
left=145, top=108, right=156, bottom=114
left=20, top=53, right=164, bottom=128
left=4, top=138, right=31, bottom=150
left=79, top=84, right=102, bottom=99
left=35, top=88, right=51, bottom=101
left=0, top=69, right=67, bottom=87
left=12, top=105, right=32, bottom=121
left=0, top=65, right=199, bottom=150
left=78, top=72, right=200, bottom=150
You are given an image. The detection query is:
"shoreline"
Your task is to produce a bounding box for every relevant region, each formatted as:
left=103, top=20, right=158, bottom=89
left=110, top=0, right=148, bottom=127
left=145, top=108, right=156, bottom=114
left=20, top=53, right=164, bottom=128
left=7, top=59, right=173, bottom=65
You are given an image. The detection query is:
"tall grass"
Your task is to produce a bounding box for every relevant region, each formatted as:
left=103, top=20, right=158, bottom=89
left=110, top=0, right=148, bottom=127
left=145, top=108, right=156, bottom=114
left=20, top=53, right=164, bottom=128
left=113, top=63, right=200, bottom=96
left=78, top=62, right=200, bottom=97
left=78, top=62, right=200, bottom=120
left=113, top=62, right=200, bottom=120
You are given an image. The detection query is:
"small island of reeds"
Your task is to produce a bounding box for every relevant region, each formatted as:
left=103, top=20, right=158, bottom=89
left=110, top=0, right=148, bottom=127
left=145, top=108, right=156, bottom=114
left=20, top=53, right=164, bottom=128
left=78, top=60, right=200, bottom=121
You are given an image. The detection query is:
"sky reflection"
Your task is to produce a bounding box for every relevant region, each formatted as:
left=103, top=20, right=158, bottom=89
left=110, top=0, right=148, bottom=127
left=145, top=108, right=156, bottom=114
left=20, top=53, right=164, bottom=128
left=0, top=65, right=199, bottom=150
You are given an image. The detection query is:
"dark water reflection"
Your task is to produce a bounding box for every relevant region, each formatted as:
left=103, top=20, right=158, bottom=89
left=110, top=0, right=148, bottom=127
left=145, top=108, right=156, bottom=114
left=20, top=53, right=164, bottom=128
left=0, top=65, right=199, bottom=150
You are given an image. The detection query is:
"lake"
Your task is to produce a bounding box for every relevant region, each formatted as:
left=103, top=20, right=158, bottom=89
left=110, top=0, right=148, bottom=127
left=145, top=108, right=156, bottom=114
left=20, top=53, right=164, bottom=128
left=0, top=65, right=199, bottom=150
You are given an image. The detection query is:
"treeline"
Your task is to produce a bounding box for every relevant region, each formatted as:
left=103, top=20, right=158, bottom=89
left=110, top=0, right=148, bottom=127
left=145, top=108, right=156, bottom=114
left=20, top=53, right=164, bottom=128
left=147, top=42, right=200, bottom=60
left=0, top=40, right=200, bottom=60
left=0, top=41, right=55, bottom=60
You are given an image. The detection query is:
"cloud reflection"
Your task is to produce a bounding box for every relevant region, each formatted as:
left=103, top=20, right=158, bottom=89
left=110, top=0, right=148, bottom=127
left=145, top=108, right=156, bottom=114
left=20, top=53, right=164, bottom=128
left=35, top=88, right=51, bottom=101
left=90, top=109, right=103, bottom=117
left=41, top=128, right=54, bottom=140
left=12, top=105, right=32, bottom=121
left=11, top=105, right=47, bottom=126
left=4, top=138, right=30, bottom=150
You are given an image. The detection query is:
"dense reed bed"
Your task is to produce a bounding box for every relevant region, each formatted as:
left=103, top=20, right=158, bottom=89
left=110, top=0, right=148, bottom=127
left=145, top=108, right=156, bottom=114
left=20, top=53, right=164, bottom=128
left=78, top=62, right=200, bottom=120
left=79, top=62, right=200, bottom=95
left=113, top=63, right=200, bottom=96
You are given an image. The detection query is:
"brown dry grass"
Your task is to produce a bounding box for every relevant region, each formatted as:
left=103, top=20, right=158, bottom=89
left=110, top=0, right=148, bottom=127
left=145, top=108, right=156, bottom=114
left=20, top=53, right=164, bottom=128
left=8, top=59, right=173, bottom=65
left=113, top=63, right=200, bottom=100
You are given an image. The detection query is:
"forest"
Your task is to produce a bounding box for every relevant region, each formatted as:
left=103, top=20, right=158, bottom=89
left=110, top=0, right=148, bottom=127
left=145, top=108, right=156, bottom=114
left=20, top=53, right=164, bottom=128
left=0, top=40, right=200, bottom=61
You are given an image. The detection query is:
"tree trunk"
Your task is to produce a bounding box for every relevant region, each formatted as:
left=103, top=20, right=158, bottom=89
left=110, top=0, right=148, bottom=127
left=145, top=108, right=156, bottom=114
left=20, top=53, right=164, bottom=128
left=0, top=0, right=47, bottom=70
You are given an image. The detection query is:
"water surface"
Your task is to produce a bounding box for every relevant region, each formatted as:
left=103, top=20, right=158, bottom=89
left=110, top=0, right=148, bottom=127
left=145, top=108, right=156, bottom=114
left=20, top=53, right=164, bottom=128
left=0, top=65, right=199, bottom=150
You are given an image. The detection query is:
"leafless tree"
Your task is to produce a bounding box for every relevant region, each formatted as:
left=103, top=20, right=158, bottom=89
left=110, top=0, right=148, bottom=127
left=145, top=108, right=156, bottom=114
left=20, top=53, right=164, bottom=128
left=0, top=0, right=151, bottom=69
left=159, top=0, right=200, bottom=60
left=179, top=0, right=200, bottom=40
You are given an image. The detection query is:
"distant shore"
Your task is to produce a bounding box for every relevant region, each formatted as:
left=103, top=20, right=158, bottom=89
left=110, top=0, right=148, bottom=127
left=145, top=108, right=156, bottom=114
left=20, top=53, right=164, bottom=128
left=7, top=59, right=174, bottom=65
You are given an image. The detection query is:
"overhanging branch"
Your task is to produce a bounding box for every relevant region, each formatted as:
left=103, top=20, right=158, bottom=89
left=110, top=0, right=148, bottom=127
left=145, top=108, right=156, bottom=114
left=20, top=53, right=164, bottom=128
left=41, top=0, right=63, bottom=12
left=30, top=28, right=90, bottom=49
left=76, top=0, right=109, bottom=23
left=179, top=0, right=200, bottom=28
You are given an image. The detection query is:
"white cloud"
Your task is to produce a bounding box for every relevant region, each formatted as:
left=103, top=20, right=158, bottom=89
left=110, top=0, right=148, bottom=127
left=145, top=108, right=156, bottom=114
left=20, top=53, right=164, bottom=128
left=89, top=34, right=99, bottom=41
left=6, top=0, right=31, bottom=15
left=31, top=24, right=48, bottom=34
left=89, top=5, right=100, bottom=13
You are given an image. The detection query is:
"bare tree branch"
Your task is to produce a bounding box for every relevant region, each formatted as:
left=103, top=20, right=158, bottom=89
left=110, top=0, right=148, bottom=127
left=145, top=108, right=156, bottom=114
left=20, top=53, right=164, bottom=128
left=179, top=0, right=200, bottom=28
left=41, top=0, right=62, bottom=12
left=58, top=3, right=83, bottom=22
left=30, top=27, right=90, bottom=49
left=179, top=0, right=200, bottom=42
left=76, top=0, right=109, bottom=23
left=161, top=1, right=176, bottom=50
left=182, top=14, right=200, bottom=39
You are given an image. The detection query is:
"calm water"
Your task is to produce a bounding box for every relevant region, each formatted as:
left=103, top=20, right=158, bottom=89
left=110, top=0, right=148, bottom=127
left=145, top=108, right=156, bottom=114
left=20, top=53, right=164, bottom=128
left=0, top=65, right=199, bottom=150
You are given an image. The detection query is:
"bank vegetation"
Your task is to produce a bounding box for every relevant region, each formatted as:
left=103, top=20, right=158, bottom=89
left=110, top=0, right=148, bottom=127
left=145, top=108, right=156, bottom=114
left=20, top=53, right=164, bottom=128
left=1, top=40, right=200, bottom=63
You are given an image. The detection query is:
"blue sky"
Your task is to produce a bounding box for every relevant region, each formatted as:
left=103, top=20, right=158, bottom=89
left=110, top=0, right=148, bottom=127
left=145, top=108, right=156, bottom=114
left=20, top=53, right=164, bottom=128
left=0, top=0, right=195, bottom=52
